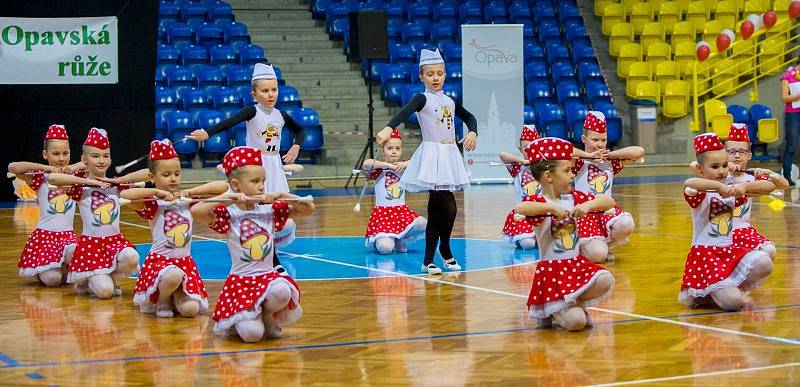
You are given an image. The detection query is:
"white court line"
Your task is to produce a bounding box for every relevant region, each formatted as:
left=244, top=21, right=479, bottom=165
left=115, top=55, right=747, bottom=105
left=589, top=361, right=800, bottom=386
left=121, top=220, right=800, bottom=345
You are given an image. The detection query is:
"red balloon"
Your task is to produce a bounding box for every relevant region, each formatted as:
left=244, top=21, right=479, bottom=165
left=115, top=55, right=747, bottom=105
left=763, top=11, right=777, bottom=28
left=697, top=44, right=710, bottom=61
left=716, top=33, right=731, bottom=51
left=790, top=1, right=800, bottom=19
left=740, top=20, right=755, bottom=39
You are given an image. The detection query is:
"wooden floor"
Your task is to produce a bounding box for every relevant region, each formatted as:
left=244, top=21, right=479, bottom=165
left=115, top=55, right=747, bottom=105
left=2, top=169, right=800, bottom=386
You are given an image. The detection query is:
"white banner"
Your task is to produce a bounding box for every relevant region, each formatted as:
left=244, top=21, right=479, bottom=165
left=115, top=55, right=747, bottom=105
left=462, top=24, right=524, bottom=184
left=0, top=17, right=118, bottom=84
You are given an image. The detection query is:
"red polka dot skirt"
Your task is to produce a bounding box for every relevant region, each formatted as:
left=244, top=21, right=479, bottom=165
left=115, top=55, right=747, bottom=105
left=679, top=245, right=760, bottom=304
left=578, top=205, right=630, bottom=240
left=365, top=205, right=426, bottom=246
left=212, top=272, right=302, bottom=335
left=133, top=252, right=209, bottom=313
left=66, top=233, right=135, bottom=283
left=731, top=226, right=771, bottom=252
left=501, top=209, right=536, bottom=244
left=527, top=255, right=613, bottom=320
left=18, top=228, right=76, bottom=277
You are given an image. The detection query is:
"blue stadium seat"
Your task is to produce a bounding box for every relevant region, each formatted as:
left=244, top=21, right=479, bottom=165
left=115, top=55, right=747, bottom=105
left=223, top=22, right=250, bottom=49
left=232, top=122, right=247, bottom=146
left=524, top=62, right=548, bottom=85
left=156, top=87, right=180, bottom=110
left=727, top=105, right=753, bottom=136
left=277, top=85, right=302, bottom=112
left=523, top=42, right=546, bottom=67
left=538, top=23, right=562, bottom=46
left=441, top=42, right=461, bottom=62
left=433, top=0, right=457, bottom=22
left=196, top=110, right=229, bottom=166
left=165, top=110, right=194, bottom=136
left=545, top=43, right=570, bottom=65
left=208, top=2, right=234, bottom=23
left=157, top=44, right=180, bottom=66
left=578, top=61, right=602, bottom=84
left=166, top=66, right=195, bottom=90
left=536, top=103, right=568, bottom=140
left=326, top=4, right=350, bottom=39
left=526, top=81, right=552, bottom=105
left=195, top=25, right=224, bottom=50
left=359, top=0, right=383, bottom=11
left=196, top=66, right=225, bottom=88
left=381, top=64, right=409, bottom=104
left=533, top=2, right=557, bottom=24
left=172, top=129, right=199, bottom=167
left=160, top=2, right=180, bottom=25
left=158, top=25, right=168, bottom=43
left=565, top=102, right=589, bottom=140
left=179, top=3, right=207, bottom=26
left=181, top=88, right=212, bottom=112
left=210, top=44, right=238, bottom=68
left=431, top=21, right=458, bottom=44
left=401, top=22, right=430, bottom=52
left=312, top=0, right=334, bottom=18
left=211, top=87, right=241, bottom=109
left=484, top=1, right=508, bottom=23
left=237, top=85, right=255, bottom=106
left=167, top=22, right=194, bottom=50
left=524, top=104, right=536, bottom=125
left=551, top=61, right=576, bottom=85
left=225, top=65, right=251, bottom=88
left=558, top=2, right=583, bottom=26
left=280, top=128, right=295, bottom=153
left=749, top=104, right=773, bottom=133
left=389, top=43, right=415, bottom=65
left=443, top=82, right=462, bottom=104
left=509, top=1, right=533, bottom=25
left=180, top=45, right=208, bottom=66
left=386, top=19, right=404, bottom=44
left=386, top=1, right=406, bottom=24
left=565, top=24, right=591, bottom=48
left=446, top=62, right=462, bottom=79
left=400, top=83, right=424, bottom=105
left=585, top=79, right=612, bottom=106
left=593, top=101, right=622, bottom=144
left=239, top=45, right=266, bottom=66
left=556, top=80, right=582, bottom=105
left=407, top=2, right=433, bottom=23
left=459, top=1, right=482, bottom=24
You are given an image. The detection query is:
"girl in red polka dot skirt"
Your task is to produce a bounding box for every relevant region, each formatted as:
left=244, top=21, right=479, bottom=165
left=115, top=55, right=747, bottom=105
left=724, top=124, right=789, bottom=261
left=571, top=111, right=643, bottom=263
left=682, top=133, right=774, bottom=311
left=9, top=124, right=87, bottom=286
left=122, top=140, right=228, bottom=318
left=192, top=146, right=315, bottom=342
left=49, top=128, right=148, bottom=299
left=499, top=124, right=541, bottom=250
left=362, top=129, right=427, bottom=254
left=514, top=137, right=615, bottom=332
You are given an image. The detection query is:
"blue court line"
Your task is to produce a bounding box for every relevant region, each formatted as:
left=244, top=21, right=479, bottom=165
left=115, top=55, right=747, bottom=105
left=2, top=302, right=800, bottom=370
left=0, top=353, right=19, bottom=367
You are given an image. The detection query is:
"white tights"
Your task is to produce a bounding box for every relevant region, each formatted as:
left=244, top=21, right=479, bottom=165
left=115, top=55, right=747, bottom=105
left=87, top=247, right=139, bottom=299
left=234, top=281, right=293, bottom=343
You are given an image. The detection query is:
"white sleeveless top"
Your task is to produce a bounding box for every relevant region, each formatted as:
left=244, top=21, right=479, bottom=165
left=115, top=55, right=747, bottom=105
left=70, top=186, right=122, bottom=237
left=210, top=201, right=290, bottom=276
left=506, top=164, right=540, bottom=202
left=685, top=191, right=742, bottom=246
left=572, top=159, right=624, bottom=196
left=528, top=191, right=594, bottom=262
left=137, top=199, right=193, bottom=258
left=417, top=90, right=457, bottom=144
left=371, top=168, right=407, bottom=207
left=29, top=173, right=76, bottom=232
left=246, top=104, right=285, bottom=154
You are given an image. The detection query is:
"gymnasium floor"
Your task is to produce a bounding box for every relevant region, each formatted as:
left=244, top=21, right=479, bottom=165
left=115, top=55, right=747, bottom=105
left=1, top=167, right=800, bottom=386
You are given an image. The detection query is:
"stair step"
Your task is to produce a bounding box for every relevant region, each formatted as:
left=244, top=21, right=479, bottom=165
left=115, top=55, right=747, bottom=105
left=250, top=25, right=323, bottom=33
left=279, top=62, right=353, bottom=72
left=284, top=77, right=368, bottom=88
left=234, top=10, right=311, bottom=20
left=268, top=54, right=349, bottom=64
left=251, top=32, right=332, bottom=42
left=257, top=40, right=338, bottom=49
left=229, top=0, right=306, bottom=9
left=298, top=87, right=375, bottom=97
left=265, top=47, right=344, bottom=55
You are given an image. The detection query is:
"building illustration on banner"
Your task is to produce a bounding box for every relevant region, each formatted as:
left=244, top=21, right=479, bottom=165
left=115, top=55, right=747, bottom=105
left=479, top=93, right=516, bottom=149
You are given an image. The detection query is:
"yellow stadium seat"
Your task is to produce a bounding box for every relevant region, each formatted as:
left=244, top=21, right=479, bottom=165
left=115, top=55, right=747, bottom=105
left=703, top=0, right=719, bottom=12
left=743, top=0, right=765, bottom=14
left=671, top=21, right=696, bottom=49
left=596, top=0, right=617, bottom=16
left=687, top=1, right=709, bottom=32
left=610, top=22, right=635, bottom=57
left=715, top=1, right=740, bottom=29
left=627, top=61, right=652, bottom=97
left=617, top=43, right=644, bottom=78
left=712, top=59, right=738, bottom=96
left=712, top=114, right=734, bottom=138
left=663, top=80, right=690, bottom=118
left=646, top=41, right=672, bottom=66
left=630, top=2, right=654, bottom=34
left=732, top=39, right=755, bottom=76
left=704, top=99, right=727, bottom=128
left=602, top=3, right=627, bottom=35
left=674, top=41, right=696, bottom=75
left=655, top=61, right=681, bottom=89
left=757, top=118, right=780, bottom=142
left=759, top=36, right=787, bottom=75
left=641, top=22, right=666, bottom=51
left=658, top=1, right=683, bottom=32
left=622, top=0, right=640, bottom=14
left=675, top=0, right=693, bottom=12
left=702, top=20, right=726, bottom=43
left=774, top=0, right=790, bottom=22
left=635, top=81, right=662, bottom=103
left=649, top=0, right=668, bottom=14
left=685, top=61, right=710, bottom=96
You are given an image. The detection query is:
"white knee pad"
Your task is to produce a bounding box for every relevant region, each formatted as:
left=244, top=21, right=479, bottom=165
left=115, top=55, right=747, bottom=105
left=267, top=282, right=292, bottom=308
left=235, top=319, right=265, bottom=343
left=582, top=239, right=608, bottom=262
left=375, top=238, right=395, bottom=255
left=760, top=243, right=777, bottom=259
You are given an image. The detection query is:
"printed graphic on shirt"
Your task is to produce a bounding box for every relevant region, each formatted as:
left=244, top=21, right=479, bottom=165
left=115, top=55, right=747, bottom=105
left=551, top=216, right=578, bottom=253
left=434, top=103, right=453, bottom=130
left=239, top=218, right=272, bottom=262
left=384, top=171, right=404, bottom=200
left=163, top=210, right=191, bottom=248
left=733, top=200, right=750, bottom=218
left=47, top=188, right=73, bottom=215
left=90, top=191, right=118, bottom=226
left=709, top=197, right=733, bottom=237
left=587, top=164, right=611, bottom=194
left=520, top=171, right=541, bottom=196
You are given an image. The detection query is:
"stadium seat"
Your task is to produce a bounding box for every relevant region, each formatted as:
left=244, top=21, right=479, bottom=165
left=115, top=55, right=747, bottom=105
left=556, top=80, right=582, bottom=105
left=239, top=44, right=266, bottom=66
left=160, top=2, right=180, bottom=25
left=443, top=82, right=462, bottom=104
left=663, top=80, right=690, bottom=118
left=571, top=42, right=596, bottom=64
left=196, top=110, right=229, bottom=166
left=552, top=61, right=576, bottom=85
left=275, top=85, right=302, bottom=113
left=210, top=44, right=238, bottom=68
left=447, top=62, right=462, bottom=79
left=750, top=104, right=780, bottom=143
left=484, top=0, right=508, bottom=23
left=431, top=22, right=457, bottom=43
left=578, top=62, right=603, bottom=84
left=586, top=79, right=613, bottom=106
left=545, top=44, right=570, bottom=65
left=181, top=88, right=212, bottom=112
left=223, top=22, right=250, bottom=49
left=630, top=2, right=654, bottom=34
left=704, top=99, right=731, bottom=133
left=209, top=2, right=234, bottom=23
left=732, top=39, right=756, bottom=77
left=156, top=87, right=180, bottom=110
left=610, top=23, right=634, bottom=57
left=401, top=22, right=429, bottom=50
left=657, top=1, right=682, bottom=32
left=533, top=1, right=557, bottom=24
left=674, top=42, right=696, bottom=76
left=195, top=25, right=224, bottom=50
left=166, top=65, right=195, bottom=90
left=655, top=61, right=680, bottom=90
left=526, top=81, right=553, bottom=105
left=196, top=66, right=225, bottom=88
left=510, top=0, right=533, bottom=24
left=167, top=22, right=194, bottom=49
left=626, top=62, right=652, bottom=98
left=565, top=24, right=592, bottom=48
left=535, top=103, right=567, bottom=140
left=701, top=20, right=725, bottom=44
left=712, top=59, right=738, bottom=96
left=458, top=1, right=482, bottom=25
left=727, top=105, right=753, bottom=133
left=380, top=64, right=408, bottom=104
left=524, top=104, right=536, bottom=125
left=759, top=36, right=786, bottom=75
left=210, top=87, right=240, bottom=110
left=180, top=3, right=207, bottom=26
left=433, top=0, right=457, bottom=22
left=744, top=0, right=766, bottom=14
left=617, top=43, right=643, bottom=78
left=646, top=42, right=672, bottom=67
left=225, top=65, right=251, bottom=88
left=641, top=22, right=666, bottom=52
left=565, top=102, right=589, bottom=140
left=180, top=45, right=208, bottom=66
left=687, top=1, right=709, bottom=31
left=635, top=81, right=661, bottom=104
left=671, top=22, right=696, bottom=51
left=157, top=44, right=180, bottom=66
left=407, top=2, right=433, bottom=23
left=601, top=4, right=626, bottom=35
left=389, top=43, right=415, bottom=64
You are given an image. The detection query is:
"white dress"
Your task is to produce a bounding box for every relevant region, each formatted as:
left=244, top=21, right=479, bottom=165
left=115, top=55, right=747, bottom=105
left=247, top=104, right=290, bottom=193
left=401, top=89, right=471, bottom=192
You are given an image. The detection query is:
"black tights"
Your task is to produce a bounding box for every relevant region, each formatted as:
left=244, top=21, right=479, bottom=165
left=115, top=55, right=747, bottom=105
left=424, top=190, right=457, bottom=265
left=273, top=250, right=282, bottom=267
